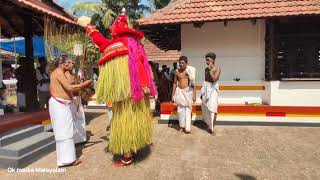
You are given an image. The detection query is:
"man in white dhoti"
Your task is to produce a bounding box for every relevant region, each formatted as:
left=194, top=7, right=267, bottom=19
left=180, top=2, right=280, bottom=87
left=64, top=60, right=87, bottom=144
left=201, top=52, right=221, bottom=136
left=172, top=56, right=196, bottom=134
left=49, top=56, right=92, bottom=167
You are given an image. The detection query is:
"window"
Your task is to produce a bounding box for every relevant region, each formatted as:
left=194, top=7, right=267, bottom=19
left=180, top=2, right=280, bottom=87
left=277, top=36, right=320, bottom=80
left=265, top=17, right=320, bottom=81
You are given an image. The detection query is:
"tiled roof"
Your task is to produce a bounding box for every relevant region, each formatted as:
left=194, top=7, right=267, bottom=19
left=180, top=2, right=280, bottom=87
left=137, top=0, right=320, bottom=25
left=144, top=40, right=181, bottom=61
left=14, top=0, right=77, bottom=24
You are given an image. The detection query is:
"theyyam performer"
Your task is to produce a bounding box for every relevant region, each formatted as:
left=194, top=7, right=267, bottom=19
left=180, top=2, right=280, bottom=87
left=78, top=8, right=157, bottom=167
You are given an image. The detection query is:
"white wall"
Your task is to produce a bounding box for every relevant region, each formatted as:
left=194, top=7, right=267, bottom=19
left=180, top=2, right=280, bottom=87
left=180, top=19, right=320, bottom=106
left=181, top=20, right=265, bottom=83
left=181, top=20, right=266, bottom=104
left=267, top=81, right=320, bottom=106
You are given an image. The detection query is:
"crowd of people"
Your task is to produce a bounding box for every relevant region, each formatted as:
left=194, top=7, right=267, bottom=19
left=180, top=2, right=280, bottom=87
left=148, top=62, right=178, bottom=109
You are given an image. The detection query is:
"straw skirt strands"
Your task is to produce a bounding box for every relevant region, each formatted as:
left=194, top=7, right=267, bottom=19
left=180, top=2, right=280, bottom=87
left=96, top=55, right=131, bottom=104
left=109, top=95, right=152, bottom=155
left=96, top=55, right=152, bottom=155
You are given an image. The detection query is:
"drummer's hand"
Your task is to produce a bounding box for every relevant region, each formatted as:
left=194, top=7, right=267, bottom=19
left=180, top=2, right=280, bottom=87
left=84, top=80, right=93, bottom=87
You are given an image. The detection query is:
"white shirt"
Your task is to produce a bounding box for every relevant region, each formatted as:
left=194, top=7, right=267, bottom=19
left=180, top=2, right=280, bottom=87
left=36, top=67, right=50, bottom=91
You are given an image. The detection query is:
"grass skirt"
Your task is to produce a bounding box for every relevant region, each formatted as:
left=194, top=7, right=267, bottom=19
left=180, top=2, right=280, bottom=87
left=109, top=95, right=152, bottom=155
left=96, top=55, right=131, bottom=103
left=95, top=55, right=152, bottom=155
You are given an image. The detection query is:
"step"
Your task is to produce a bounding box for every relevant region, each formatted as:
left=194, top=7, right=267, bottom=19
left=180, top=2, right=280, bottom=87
left=0, top=111, right=50, bottom=133
left=0, top=132, right=54, bottom=157
left=0, top=141, right=55, bottom=168
left=85, top=104, right=107, bottom=109
left=0, top=125, right=44, bottom=147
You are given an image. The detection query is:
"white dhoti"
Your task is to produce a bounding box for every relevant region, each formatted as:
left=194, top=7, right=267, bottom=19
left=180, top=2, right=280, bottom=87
left=173, top=87, right=193, bottom=132
left=201, top=81, right=219, bottom=131
left=49, top=97, right=76, bottom=166
left=71, top=97, right=87, bottom=144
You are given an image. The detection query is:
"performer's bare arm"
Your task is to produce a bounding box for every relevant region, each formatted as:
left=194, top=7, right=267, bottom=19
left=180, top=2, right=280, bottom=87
left=171, top=70, right=178, bottom=102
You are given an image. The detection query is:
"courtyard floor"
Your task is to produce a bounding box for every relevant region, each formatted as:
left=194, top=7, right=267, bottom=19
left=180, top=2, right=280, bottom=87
left=1, top=109, right=319, bottom=180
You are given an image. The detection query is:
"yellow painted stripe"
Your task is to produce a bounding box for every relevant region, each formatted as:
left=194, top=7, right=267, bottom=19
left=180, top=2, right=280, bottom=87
left=195, top=86, right=265, bottom=91
left=192, top=112, right=202, bottom=115
left=42, top=119, right=51, bottom=125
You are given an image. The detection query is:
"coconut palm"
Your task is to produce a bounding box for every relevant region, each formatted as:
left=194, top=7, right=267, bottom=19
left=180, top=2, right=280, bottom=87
left=72, top=0, right=150, bottom=63
left=72, top=0, right=150, bottom=31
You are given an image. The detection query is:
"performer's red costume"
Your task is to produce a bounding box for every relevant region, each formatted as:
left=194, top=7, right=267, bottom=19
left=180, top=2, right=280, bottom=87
left=83, top=9, right=156, bottom=167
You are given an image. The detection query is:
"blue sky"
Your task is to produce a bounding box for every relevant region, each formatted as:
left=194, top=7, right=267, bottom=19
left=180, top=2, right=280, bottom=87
left=55, top=0, right=150, bottom=12
left=54, top=0, right=100, bottom=11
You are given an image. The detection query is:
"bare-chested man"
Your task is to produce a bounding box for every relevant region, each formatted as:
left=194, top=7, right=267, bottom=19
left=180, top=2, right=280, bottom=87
left=49, top=56, right=92, bottom=167
left=64, top=60, right=87, bottom=145
left=172, top=56, right=196, bottom=133
left=201, top=52, right=221, bottom=136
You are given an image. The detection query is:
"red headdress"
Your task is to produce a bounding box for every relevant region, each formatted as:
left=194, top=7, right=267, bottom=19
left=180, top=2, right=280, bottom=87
left=110, top=8, right=144, bottom=40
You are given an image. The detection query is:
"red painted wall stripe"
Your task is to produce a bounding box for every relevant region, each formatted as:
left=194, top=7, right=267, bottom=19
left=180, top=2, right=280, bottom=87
left=160, top=102, right=320, bottom=115
left=266, top=112, right=286, bottom=117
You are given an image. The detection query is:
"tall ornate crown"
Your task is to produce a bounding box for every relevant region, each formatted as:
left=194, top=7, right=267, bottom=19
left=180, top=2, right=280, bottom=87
left=110, top=8, right=144, bottom=40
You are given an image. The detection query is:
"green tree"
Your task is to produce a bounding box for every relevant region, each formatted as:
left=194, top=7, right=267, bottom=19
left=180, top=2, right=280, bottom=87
left=72, top=0, right=150, bottom=63
left=72, top=0, right=150, bottom=35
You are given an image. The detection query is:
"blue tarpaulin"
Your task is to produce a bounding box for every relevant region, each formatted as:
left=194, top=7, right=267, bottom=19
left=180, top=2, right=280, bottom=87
left=0, top=36, right=45, bottom=58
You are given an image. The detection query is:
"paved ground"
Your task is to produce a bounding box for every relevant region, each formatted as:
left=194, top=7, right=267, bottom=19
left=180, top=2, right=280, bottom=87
left=1, top=109, right=320, bottom=180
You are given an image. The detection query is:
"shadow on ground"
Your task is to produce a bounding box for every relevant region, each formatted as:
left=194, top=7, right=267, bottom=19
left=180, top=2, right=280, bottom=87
left=167, top=120, right=211, bottom=134
left=85, top=112, right=105, bottom=125
left=193, top=120, right=208, bottom=130
left=76, top=130, right=103, bottom=158
left=234, top=173, right=257, bottom=180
